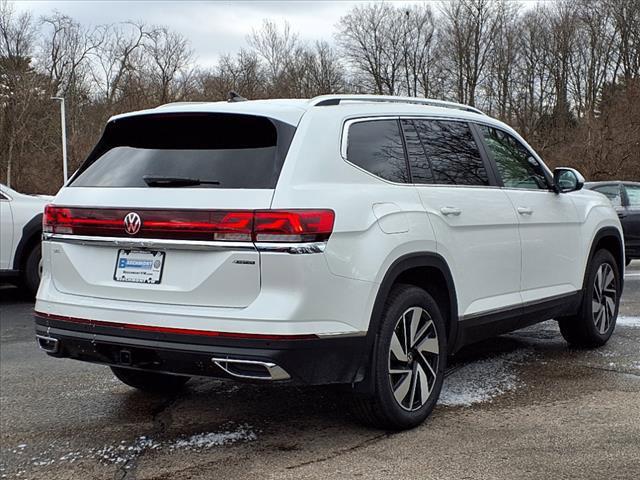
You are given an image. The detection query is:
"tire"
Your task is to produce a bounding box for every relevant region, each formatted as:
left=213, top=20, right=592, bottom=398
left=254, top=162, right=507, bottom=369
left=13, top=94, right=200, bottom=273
left=22, top=243, right=42, bottom=297
left=349, top=284, right=447, bottom=430
left=559, top=249, right=620, bottom=348
left=111, top=366, right=190, bottom=393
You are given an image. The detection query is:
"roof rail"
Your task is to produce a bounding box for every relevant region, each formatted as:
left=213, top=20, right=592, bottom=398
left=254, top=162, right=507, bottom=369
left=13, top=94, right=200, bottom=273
left=309, top=95, right=485, bottom=115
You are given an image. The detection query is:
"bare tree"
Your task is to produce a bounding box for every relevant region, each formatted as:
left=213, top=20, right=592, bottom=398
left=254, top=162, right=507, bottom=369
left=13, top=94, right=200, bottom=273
left=400, top=4, right=436, bottom=97
left=439, top=0, right=500, bottom=106
left=143, top=26, right=194, bottom=103
left=336, top=3, right=404, bottom=95
left=483, top=1, right=521, bottom=118
left=90, top=22, right=147, bottom=105
left=39, top=12, right=102, bottom=97
left=248, top=19, right=298, bottom=93
left=608, top=0, right=640, bottom=81
left=0, top=1, right=39, bottom=186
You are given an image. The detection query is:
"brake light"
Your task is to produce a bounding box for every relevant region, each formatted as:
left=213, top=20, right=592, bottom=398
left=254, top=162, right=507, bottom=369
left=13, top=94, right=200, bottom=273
left=43, top=205, right=73, bottom=234
left=43, top=206, right=334, bottom=243
left=254, top=210, right=334, bottom=242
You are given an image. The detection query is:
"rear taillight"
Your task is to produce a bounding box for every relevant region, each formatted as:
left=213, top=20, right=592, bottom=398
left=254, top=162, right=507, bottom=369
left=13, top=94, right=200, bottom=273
left=44, top=205, right=73, bottom=234
left=43, top=205, right=334, bottom=243
left=254, top=210, right=334, bottom=242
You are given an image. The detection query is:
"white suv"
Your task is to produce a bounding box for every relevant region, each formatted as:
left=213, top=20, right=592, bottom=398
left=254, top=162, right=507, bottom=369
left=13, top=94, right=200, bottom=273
left=1, top=184, right=52, bottom=295
left=35, top=95, right=624, bottom=429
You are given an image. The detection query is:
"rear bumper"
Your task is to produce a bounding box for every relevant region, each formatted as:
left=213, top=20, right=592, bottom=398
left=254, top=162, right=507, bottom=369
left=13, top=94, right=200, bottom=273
left=34, top=313, right=369, bottom=385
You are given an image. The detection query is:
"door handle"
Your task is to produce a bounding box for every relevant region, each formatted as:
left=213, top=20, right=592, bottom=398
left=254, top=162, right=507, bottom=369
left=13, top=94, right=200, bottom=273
left=517, top=207, right=533, bottom=215
left=440, top=206, right=462, bottom=216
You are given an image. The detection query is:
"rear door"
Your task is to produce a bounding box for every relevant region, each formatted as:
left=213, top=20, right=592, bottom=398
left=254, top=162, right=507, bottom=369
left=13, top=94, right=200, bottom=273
left=474, top=124, right=582, bottom=303
left=622, top=183, right=640, bottom=258
left=47, top=112, right=295, bottom=308
left=402, top=118, right=522, bottom=319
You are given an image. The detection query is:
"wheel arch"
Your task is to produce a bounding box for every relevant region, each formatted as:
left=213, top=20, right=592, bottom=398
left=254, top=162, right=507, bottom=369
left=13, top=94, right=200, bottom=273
left=585, top=227, right=624, bottom=293
left=12, top=213, right=43, bottom=274
left=352, top=252, right=459, bottom=394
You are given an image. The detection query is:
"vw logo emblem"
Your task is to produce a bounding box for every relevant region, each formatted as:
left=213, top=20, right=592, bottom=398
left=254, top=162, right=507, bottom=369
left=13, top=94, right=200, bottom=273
left=124, top=212, right=142, bottom=235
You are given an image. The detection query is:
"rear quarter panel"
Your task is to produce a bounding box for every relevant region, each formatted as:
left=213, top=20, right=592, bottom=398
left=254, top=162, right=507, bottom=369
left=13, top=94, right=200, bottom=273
left=271, top=109, right=438, bottom=332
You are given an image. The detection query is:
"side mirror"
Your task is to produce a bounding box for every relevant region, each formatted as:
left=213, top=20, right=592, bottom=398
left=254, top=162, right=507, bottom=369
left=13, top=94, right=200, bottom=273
left=553, top=167, right=585, bottom=193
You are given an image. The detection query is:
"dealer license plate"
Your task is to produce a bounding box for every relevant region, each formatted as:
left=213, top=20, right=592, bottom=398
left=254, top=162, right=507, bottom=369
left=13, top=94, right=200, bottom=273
left=114, top=250, right=165, bottom=284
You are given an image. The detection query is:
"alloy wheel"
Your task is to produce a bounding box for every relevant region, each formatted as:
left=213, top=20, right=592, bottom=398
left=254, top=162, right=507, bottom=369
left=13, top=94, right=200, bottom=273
left=388, top=306, right=439, bottom=411
left=592, top=263, right=616, bottom=334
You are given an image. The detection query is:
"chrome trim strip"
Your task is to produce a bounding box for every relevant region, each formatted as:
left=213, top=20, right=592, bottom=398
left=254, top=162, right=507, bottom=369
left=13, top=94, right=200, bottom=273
left=255, top=242, right=326, bottom=254
left=43, top=234, right=327, bottom=254
left=211, top=357, right=291, bottom=381
left=43, top=233, right=256, bottom=251
left=316, top=331, right=367, bottom=339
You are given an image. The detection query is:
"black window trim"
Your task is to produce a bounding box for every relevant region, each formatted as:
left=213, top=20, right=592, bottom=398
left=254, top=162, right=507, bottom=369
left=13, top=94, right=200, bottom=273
left=469, top=121, right=555, bottom=192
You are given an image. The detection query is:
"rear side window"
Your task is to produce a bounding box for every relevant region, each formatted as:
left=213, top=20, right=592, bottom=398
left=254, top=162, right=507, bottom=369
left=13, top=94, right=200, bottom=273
left=71, top=113, right=294, bottom=189
left=411, top=119, right=489, bottom=186
left=346, top=120, right=410, bottom=183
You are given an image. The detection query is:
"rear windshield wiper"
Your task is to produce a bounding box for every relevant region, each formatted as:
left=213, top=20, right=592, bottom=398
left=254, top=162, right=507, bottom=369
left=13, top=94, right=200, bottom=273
left=143, top=176, right=221, bottom=187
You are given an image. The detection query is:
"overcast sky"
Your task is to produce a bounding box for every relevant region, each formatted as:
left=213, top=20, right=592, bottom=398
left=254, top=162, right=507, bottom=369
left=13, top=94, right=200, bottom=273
left=14, top=1, right=542, bottom=67
left=13, top=1, right=404, bottom=67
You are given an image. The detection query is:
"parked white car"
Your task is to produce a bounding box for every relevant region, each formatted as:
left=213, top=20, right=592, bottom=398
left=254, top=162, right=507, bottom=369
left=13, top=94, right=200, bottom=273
left=0, top=184, right=52, bottom=295
left=34, top=95, right=624, bottom=429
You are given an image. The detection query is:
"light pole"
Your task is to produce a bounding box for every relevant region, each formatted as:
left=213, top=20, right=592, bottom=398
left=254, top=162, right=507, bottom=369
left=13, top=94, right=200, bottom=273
left=51, top=96, right=68, bottom=183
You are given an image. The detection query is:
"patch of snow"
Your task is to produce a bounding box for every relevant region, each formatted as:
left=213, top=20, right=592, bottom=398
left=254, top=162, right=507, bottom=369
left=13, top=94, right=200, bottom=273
left=617, top=316, right=640, bottom=327
left=438, top=350, right=532, bottom=407
left=5, top=424, right=257, bottom=473
left=170, top=425, right=256, bottom=450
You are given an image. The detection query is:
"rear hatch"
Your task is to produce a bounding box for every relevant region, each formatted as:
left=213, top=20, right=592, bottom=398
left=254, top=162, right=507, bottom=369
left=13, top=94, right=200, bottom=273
left=46, top=112, right=296, bottom=308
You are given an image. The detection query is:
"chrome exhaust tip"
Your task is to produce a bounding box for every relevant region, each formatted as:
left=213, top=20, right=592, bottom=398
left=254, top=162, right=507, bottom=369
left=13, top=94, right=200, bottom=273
left=211, top=357, right=290, bottom=381
left=36, top=335, right=60, bottom=354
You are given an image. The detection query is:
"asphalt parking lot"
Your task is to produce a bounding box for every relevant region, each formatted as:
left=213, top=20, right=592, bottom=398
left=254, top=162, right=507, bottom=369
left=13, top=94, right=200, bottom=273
left=1, top=262, right=639, bottom=480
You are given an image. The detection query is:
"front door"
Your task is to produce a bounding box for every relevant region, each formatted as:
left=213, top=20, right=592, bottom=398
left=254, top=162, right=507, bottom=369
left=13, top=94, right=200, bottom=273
left=475, top=124, right=582, bottom=304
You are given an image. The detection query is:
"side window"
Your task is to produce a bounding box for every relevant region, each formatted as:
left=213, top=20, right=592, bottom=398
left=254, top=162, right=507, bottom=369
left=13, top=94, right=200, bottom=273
left=412, top=119, right=489, bottom=186
left=593, top=185, right=622, bottom=207
left=346, top=119, right=409, bottom=183
left=478, top=125, right=548, bottom=190
left=0, top=192, right=7, bottom=201
left=625, top=184, right=640, bottom=208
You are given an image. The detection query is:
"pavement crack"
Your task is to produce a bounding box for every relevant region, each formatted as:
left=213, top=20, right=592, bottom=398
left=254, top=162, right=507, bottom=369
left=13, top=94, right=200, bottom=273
left=284, top=432, right=391, bottom=470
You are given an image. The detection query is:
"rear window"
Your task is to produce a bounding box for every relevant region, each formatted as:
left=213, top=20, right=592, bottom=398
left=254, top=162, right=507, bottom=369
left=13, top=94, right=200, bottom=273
left=71, top=113, right=295, bottom=189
